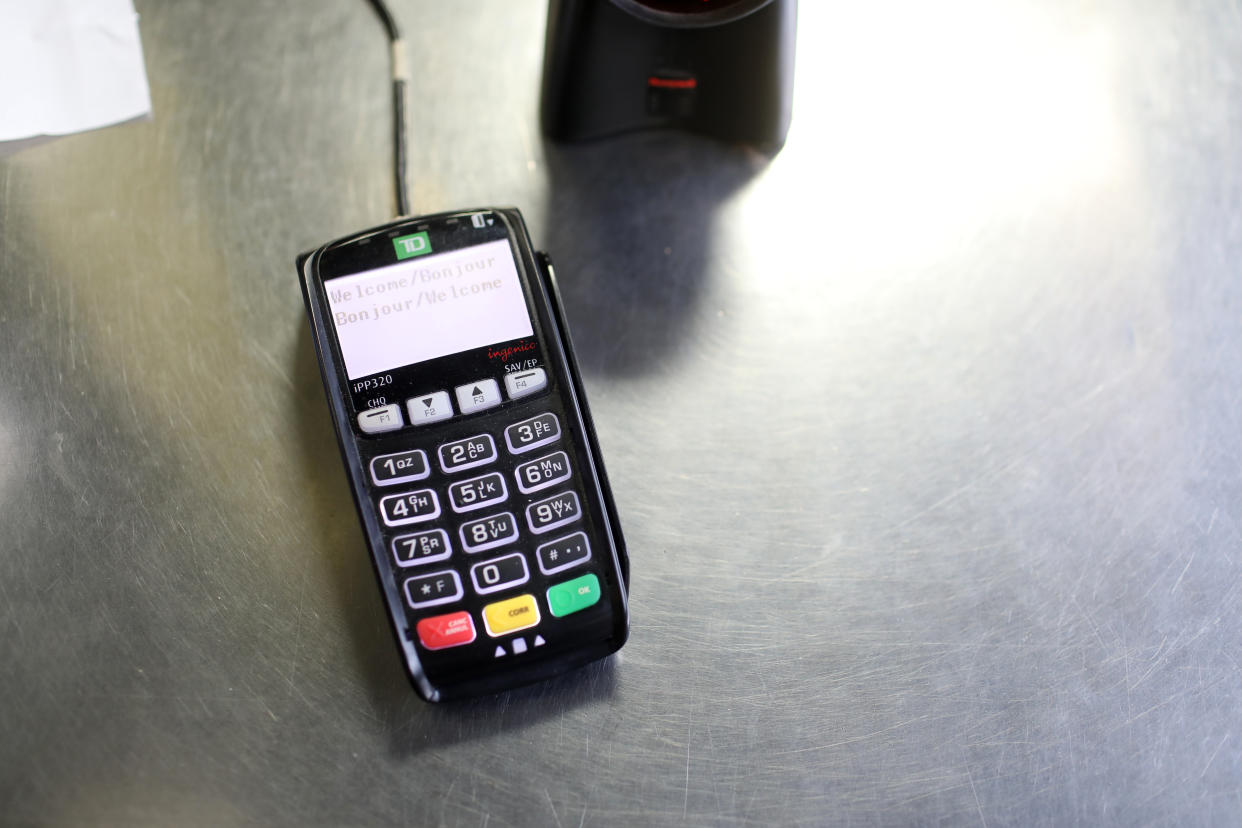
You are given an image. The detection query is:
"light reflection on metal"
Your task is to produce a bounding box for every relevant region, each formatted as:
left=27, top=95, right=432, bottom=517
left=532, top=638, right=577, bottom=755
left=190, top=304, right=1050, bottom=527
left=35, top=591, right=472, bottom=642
left=754, top=1, right=1122, bottom=266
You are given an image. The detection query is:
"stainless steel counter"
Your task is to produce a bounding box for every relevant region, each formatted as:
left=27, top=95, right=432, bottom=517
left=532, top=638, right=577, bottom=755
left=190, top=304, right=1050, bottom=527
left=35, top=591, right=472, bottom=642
left=2, top=1, right=1240, bottom=824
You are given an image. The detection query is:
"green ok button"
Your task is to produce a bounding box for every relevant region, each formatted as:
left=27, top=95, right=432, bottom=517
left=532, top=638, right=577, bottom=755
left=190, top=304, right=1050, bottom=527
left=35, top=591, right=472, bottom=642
left=546, top=573, right=601, bottom=617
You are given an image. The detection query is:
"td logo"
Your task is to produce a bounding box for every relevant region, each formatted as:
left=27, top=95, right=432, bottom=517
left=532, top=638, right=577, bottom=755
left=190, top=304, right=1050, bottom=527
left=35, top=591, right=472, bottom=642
left=393, top=231, right=431, bottom=260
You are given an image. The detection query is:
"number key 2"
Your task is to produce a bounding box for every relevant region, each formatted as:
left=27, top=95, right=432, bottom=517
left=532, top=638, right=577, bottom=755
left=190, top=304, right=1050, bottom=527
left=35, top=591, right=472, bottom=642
left=438, top=434, right=497, bottom=474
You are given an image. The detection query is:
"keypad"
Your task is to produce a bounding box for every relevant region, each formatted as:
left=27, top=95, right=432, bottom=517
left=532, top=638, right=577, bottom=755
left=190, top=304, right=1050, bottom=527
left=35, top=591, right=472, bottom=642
left=369, top=405, right=606, bottom=655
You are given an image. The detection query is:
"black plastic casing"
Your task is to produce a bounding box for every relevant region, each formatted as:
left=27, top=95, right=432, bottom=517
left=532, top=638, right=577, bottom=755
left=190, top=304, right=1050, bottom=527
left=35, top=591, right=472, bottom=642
left=541, top=0, right=797, bottom=153
left=298, top=208, right=629, bottom=702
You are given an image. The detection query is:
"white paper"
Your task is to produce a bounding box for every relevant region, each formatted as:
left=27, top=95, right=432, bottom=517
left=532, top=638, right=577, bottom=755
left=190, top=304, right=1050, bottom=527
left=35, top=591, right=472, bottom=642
left=0, top=0, right=152, bottom=152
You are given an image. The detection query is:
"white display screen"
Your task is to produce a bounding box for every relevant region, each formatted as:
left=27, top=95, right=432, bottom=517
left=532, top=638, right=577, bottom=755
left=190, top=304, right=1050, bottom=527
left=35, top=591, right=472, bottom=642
left=325, top=239, right=534, bottom=380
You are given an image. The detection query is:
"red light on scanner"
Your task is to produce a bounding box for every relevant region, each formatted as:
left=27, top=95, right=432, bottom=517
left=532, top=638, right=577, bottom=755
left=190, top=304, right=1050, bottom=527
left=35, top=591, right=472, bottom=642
left=647, top=76, right=698, bottom=90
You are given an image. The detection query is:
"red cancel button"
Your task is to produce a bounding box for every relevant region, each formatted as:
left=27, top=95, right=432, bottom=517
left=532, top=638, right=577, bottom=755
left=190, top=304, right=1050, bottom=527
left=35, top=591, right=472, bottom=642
left=416, top=611, right=476, bottom=650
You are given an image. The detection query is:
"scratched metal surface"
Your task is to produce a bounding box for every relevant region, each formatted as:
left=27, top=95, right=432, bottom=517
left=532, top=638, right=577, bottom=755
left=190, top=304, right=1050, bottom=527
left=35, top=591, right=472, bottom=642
left=1, top=0, right=1240, bottom=825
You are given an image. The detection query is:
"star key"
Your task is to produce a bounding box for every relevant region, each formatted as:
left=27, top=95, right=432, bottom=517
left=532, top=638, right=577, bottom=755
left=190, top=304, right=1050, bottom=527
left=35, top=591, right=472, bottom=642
left=403, top=570, right=463, bottom=609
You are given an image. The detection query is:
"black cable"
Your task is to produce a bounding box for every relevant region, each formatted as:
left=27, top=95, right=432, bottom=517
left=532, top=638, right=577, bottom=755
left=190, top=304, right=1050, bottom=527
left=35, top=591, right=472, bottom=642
left=391, top=74, right=409, bottom=216
left=365, top=0, right=400, bottom=39
left=366, top=0, right=410, bottom=216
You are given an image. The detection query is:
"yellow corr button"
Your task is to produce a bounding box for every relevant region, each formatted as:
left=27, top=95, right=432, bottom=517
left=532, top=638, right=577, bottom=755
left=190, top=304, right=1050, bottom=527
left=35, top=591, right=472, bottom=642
left=482, top=593, right=541, bottom=637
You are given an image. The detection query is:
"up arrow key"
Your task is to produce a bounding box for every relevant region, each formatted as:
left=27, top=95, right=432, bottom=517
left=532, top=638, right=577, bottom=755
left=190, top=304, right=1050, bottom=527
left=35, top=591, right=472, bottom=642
left=454, top=378, right=501, bottom=415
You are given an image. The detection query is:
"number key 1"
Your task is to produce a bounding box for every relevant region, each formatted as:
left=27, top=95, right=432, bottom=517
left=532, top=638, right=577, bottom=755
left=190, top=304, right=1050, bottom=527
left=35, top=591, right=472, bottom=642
left=370, top=449, right=430, bottom=486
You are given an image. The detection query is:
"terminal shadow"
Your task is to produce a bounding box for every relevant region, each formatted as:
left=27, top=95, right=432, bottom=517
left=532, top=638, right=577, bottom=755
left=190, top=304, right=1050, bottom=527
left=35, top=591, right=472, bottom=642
left=292, top=321, right=618, bottom=754
left=383, top=655, right=619, bottom=757
left=537, top=131, right=766, bottom=378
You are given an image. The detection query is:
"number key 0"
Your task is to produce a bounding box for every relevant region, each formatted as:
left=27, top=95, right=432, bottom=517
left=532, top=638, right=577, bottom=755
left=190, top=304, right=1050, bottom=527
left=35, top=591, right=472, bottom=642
left=470, top=553, right=530, bottom=595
